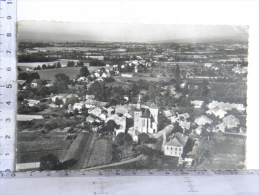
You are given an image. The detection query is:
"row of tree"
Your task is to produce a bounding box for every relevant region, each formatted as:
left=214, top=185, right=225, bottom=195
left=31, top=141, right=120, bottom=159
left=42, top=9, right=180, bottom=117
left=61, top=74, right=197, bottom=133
left=34, top=62, right=62, bottom=70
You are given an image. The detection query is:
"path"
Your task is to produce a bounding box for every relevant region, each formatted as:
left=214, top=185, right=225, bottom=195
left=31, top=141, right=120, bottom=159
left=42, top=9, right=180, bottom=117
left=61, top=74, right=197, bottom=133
left=62, top=132, right=85, bottom=162
left=81, top=155, right=143, bottom=171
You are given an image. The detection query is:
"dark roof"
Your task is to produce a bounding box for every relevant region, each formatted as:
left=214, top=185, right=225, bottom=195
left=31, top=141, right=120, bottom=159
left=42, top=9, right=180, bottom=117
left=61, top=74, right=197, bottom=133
left=165, top=138, right=183, bottom=147
left=174, top=132, right=188, bottom=147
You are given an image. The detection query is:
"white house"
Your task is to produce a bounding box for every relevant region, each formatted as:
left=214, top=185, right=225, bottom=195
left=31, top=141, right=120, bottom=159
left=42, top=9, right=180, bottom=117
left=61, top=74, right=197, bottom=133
left=223, top=115, right=240, bottom=129
left=206, top=106, right=227, bottom=118
left=164, top=138, right=184, bottom=157
left=194, top=115, right=213, bottom=126
left=89, top=107, right=102, bottom=117
left=27, top=99, right=40, bottom=107
left=191, top=100, right=204, bottom=109
left=73, top=102, right=85, bottom=111
left=215, top=123, right=226, bottom=132
left=164, top=133, right=189, bottom=157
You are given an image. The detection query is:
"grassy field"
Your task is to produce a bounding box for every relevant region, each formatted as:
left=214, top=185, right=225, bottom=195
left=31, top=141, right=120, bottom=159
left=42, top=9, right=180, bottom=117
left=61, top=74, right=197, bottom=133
left=194, top=133, right=246, bottom=170
left=21, top=66, right=104, bottom=83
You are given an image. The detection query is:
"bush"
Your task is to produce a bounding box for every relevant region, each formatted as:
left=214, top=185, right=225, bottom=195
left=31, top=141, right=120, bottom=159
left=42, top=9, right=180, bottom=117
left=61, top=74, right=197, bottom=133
left=43, top=121, right=58, bottom=130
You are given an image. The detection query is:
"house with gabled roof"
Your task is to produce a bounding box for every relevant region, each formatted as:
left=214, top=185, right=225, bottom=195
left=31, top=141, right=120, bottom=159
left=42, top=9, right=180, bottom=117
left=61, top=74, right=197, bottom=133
left=164, top=133, right=189, bottom=157
left=223, top=115, right=240, bottom=129
left=206, top=106, right=227, bottom=118
left=164, top=138, right=183, bottom=157
left=89, top=107, right=102, bottom=118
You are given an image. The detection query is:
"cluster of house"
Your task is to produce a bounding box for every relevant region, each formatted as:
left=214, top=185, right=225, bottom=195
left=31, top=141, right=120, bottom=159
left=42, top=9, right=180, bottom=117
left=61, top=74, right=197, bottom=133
left=76, top=68, right=112, bottom=83
left=17, top=79, right=53, bottom=90
left=232, top=64, right=248, bottom=74
left=106, top=59, right=153, bottom=74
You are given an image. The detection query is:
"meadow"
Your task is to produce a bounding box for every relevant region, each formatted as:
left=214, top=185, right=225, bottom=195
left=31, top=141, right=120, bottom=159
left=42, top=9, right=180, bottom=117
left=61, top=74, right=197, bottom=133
left=20, top=66, right=103, bottom=83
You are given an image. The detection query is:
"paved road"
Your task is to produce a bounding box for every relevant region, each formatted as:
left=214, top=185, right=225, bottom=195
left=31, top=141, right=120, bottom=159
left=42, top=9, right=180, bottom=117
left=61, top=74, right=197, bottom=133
left=81, top=155, right=143, bottom=171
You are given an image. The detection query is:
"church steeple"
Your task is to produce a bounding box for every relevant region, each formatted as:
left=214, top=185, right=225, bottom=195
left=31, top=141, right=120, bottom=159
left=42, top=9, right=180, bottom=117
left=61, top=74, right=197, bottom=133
left=137, top=94, right=141, bottom=109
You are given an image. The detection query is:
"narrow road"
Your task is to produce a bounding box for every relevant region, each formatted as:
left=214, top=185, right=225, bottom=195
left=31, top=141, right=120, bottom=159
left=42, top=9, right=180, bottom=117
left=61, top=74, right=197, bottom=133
left=81, top=155, right=143, bottom=171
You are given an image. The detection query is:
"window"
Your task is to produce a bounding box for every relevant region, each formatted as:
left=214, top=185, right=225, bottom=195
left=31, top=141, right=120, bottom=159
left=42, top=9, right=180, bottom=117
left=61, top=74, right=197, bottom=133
left=175, top=152, right=177, bottom=155
left=167, top=147, right=169, bottom=150
left=171, top=147, right=173, bottom=150
left=179, top=148, right=181, bottom=151
left=175, top=148, right=177, bottom=151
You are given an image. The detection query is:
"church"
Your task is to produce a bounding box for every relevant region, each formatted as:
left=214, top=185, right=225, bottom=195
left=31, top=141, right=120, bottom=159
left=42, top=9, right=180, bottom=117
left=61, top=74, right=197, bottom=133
left=134, top=95, right=159, bottom=134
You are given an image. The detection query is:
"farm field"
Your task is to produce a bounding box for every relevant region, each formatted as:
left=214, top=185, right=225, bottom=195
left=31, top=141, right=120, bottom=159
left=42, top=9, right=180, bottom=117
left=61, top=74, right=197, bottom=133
left=17, top=131, right=72, bottom=163
left=20, top=66, right=104, bottom=83
left=86, top=137, right=113, bottom=167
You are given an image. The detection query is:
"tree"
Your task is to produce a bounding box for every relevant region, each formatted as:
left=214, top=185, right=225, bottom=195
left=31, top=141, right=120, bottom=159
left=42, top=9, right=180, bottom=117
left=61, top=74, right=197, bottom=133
left=30, top=72, right=40, bottom=81
left=79, top=66, right=90, bottom=77
left=114, top=133, right=133, bottom=146
left=200, top=79, right=210, bottom=97
left=34, top=65, right=42, bottom=70
left=89, top=59, right=105, bottom=66
left=103, top=120, right=119, bottom=134
left=53, top=73, right=70, bottom=93
left=18, top=72, right=29, bottom=81
left=59, top=159, right=77, bottom=169
left=77, top=61, right=84, bottom=67
left=175, top=64, right=180, bottom=79
left=43, top=121, right=58, bottom=130
left=67, top=61, right=75, bottom=67
left=40, top=154, right=60, bottom=171
left=42, top=64, right=47, bottom=69
left=54, top=97, right=64, bottom=106
left=37, top=79, right=47, bottom=86
left=138, top=133, right=150, bottom=144
left=56, top=62, right=62, bottom=68
left=18, top=72, right=40, bottom=83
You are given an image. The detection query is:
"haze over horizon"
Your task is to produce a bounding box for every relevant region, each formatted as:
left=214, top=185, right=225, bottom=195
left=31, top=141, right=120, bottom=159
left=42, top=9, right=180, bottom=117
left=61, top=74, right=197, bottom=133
left=18, top=21, right=248, bottom=43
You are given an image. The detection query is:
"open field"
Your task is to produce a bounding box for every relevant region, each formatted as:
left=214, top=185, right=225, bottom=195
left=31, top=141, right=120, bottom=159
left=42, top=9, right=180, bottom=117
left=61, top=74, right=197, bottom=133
left=194, top=133, right=246, bottom=170
left=20, top=66, right=104, bottom=83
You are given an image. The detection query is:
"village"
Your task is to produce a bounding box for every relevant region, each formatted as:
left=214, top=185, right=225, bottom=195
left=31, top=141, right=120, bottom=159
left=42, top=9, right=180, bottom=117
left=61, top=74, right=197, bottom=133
left=16, top=41, right=248, bottom=171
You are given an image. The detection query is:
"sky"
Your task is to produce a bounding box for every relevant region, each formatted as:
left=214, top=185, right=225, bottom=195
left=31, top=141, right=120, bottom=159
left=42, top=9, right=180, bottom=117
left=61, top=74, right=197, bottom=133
left=18, top=21, right=248, bottom=42
left=17, top=1, right=250, bottom=43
